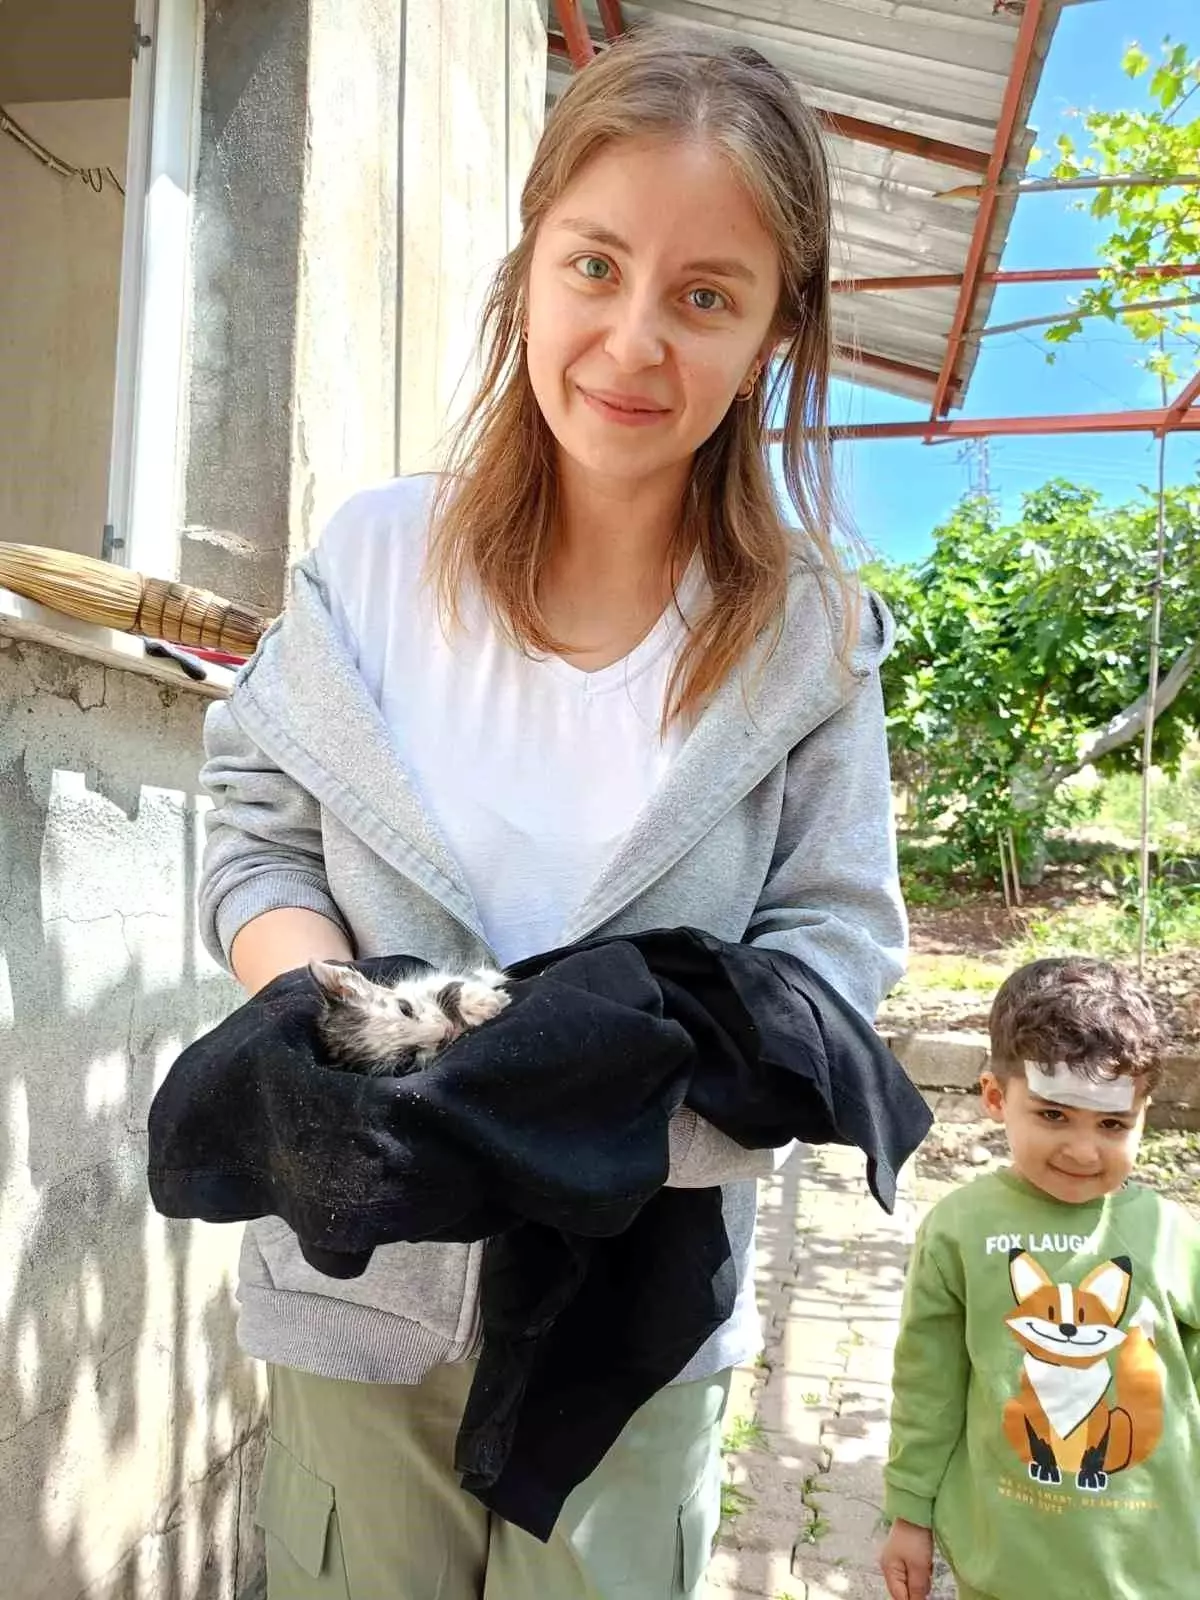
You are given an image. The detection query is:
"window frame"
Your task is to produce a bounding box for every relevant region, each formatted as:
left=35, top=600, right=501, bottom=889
left=105, top=0, right=202, bottom=579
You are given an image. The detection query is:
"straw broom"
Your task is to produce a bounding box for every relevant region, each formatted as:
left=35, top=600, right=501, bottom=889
left=0, top=543, right=269, bottom=657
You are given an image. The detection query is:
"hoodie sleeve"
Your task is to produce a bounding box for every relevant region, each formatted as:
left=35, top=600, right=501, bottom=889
left=666, top=590, right=908, bottom=1188
left=745, top=644, right=907, bottom=1021
left=195, top=499, right=387, bottom=973
left=198, top=693, right=351, bottom=970
left=883, top=1214, right=969, bottom=1527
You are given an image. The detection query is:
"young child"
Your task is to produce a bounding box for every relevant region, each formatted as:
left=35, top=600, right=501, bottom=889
left=879, top=957, right=1200, bottom=1600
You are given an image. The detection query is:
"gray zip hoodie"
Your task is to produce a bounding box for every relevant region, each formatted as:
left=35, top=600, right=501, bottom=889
left=197, top=479, right=907, bottom=1385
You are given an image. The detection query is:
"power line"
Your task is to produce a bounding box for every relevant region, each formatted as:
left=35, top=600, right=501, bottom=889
left=0, top=105, right=124, bottom=197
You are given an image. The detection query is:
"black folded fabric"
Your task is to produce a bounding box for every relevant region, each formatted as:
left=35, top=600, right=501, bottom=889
left=148, top=927, right=930, bottom=1538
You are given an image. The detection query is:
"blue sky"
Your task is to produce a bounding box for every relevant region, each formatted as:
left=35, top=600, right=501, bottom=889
left=831, top=0, right=1199, bottom=566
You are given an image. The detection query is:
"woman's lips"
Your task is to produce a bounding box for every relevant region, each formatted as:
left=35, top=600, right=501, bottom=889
left=578, top=386, right=672, bottom=427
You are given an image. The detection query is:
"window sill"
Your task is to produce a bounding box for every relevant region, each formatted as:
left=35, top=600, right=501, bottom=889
left=0, top=585, right=234, bottom=701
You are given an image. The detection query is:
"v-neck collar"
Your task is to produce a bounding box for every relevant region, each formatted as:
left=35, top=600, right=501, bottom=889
left=535, top=553, right=707, bottom=695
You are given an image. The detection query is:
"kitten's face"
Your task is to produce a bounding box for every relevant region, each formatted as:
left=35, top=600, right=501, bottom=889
left=308, top=962, right=508, bottom=1075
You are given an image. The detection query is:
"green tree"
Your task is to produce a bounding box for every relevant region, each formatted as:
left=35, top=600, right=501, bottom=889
left=1031, top=37, right=1199, bottom=958
left=868, top=482, right=1200, bottom=877
left=1038, top=37, right=1200, bottom=383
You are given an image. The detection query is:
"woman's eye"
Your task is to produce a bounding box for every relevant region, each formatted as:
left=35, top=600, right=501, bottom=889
left=687, top=286, right=728, bottom=312
left=574, top=256, right=612, bottom=282
left=1039, top=1110, right=1065, bottom=1123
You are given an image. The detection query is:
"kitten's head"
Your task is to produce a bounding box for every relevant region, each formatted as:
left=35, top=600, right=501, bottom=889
left=308, top=961, right=456, bottom=1074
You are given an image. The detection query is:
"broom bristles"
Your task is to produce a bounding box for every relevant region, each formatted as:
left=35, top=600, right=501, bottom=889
left=0, top=544, right=269, bottom=656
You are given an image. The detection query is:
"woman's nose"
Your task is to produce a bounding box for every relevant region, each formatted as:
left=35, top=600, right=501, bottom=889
left=604, top=293, right=666, bottom=371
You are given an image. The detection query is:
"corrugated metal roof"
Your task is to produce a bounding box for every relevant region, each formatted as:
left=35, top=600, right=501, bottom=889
left=547, top=0, right=1065, bottom=410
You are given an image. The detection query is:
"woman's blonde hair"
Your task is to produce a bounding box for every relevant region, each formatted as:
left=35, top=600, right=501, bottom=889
left=428, top=29, right=841, bottom=724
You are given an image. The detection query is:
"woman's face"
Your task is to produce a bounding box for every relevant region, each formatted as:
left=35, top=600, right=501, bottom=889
left=525, top=136, right=782, bottom=495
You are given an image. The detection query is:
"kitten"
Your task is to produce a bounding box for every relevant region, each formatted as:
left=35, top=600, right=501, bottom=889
left=308, top=960, right=510, bottom=1075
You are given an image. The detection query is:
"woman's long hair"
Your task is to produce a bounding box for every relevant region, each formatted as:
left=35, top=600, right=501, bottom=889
left=428, top=29, right=842, bottom=725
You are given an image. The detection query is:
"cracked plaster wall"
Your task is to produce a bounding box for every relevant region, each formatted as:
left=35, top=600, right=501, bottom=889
left=0, top=635, right=262, bottom=1600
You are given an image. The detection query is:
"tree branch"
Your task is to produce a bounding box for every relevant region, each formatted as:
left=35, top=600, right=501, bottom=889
left=1050, top=638, right=1200, bottom=784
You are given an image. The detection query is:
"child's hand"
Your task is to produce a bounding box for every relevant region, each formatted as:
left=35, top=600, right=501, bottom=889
left=879, top=1517, right=933, bottom=1600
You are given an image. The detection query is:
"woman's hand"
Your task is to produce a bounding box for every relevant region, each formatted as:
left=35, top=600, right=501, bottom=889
left=879, top=1517, right=933, bottom=1600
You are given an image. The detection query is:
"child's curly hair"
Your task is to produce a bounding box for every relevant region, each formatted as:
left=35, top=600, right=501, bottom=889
left=989, top=957, right=1163, bottom=1094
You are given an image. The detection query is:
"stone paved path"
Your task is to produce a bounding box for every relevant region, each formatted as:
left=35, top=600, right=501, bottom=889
left=708, top=1143, right=956, bottom=1600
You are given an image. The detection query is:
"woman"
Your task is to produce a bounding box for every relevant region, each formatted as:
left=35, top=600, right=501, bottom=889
left=199, top=31, right=906, bottom=1600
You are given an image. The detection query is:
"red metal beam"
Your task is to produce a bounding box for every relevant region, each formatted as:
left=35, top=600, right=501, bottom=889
left=597, top=0, right=625, bottom=39
left=819, top=111, right=989, bottom=176
left=549, top=31, right=602, bottom=62
left=767, top=408, right=1200, bottom=444
left=929, top=0, right=1047, bottom=418
left=1160, top=369, right=1200, bottom=432
left=551, top=0, right=595, bottom=68
left=835, top=273, right=965, bottom=294
left=834, top=263, right=1200, bottom=294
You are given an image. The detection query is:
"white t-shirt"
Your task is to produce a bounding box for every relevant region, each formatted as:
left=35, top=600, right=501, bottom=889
left=319, top=481, right=705, bottom=966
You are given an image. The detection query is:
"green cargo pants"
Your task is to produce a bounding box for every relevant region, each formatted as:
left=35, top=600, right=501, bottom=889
left=255, top=1360, right=731, bottom=1599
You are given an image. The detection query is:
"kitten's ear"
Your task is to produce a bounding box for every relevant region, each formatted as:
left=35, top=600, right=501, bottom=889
left=308, top=959, right=375, bottom=1005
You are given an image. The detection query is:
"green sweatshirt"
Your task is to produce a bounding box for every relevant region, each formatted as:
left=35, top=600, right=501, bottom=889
left=885, top=1168, right=1200, bottom=1600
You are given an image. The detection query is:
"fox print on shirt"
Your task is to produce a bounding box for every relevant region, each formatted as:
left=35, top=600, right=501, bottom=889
left=1001, top=1249, right=1166, bottom=1493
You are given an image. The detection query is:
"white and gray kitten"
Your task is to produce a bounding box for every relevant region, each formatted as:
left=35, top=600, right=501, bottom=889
left=309, top=960, right=510, bottom=1075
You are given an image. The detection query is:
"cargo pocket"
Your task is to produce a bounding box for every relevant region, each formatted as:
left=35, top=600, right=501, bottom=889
left=674, top=1469, right=721, bottom=1598
left=255, top=1434, right=349, bottom=1598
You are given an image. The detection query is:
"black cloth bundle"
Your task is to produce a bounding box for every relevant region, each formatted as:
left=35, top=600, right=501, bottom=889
left=148, top=927, right=930, bottom=1538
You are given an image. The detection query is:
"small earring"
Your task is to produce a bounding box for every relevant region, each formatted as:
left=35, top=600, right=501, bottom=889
left=735, top=366, right=760, bottom=402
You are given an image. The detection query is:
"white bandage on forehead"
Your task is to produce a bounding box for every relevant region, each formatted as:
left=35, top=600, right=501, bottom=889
left=1024, top=1061, right=1136, bottom=1113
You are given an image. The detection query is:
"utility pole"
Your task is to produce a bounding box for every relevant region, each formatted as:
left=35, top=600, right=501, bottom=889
left=957, top=435, right=991, bottom=497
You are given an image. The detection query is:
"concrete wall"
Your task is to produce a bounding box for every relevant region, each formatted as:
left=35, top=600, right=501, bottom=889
left=396, top=0, right=548, bottom=474
left=0, top=630, right=260, bottom=1600
left=179, top=0, right=409, bottom=615
left=179, top=0, right=313, bottom=614
left=886, top=1028, right=1200, bottom=1131
left=179, top=0, right=548, bottom=614
left=288, top=0, right=404, bottom=564
left=0, top=19, right=553, bottom=1594
left=0, top=100, right=128, bottom=558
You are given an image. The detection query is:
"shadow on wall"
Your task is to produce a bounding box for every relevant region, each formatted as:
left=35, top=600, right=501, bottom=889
left=0, top=635, right=263, bottom=1600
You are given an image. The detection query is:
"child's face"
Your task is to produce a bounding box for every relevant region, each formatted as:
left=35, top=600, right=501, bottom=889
left=980, top=1070, right=1147, bottom=1204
